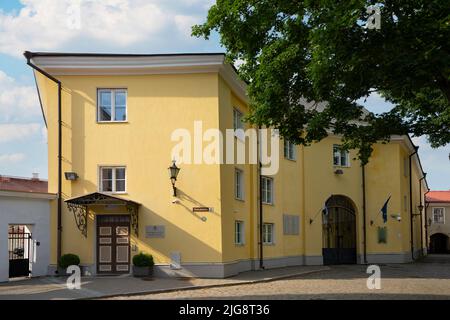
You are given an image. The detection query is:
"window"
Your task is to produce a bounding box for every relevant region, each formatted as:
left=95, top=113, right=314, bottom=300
left=235, top=169, right=244, bottom=200
left=233, top=108, right=244, bottom=130
left=100, top=167, right=126, bottom=193
left=333, top=145, right=349, bottom=167
left=235, top=221, right=244, bottom=245
left=261, top=176, right=273, bottom=204
left=432, top=207, right=445, bottom=224
left=284, top=140, right=296, bottom=160
left=98, top=89, right=127, bottom=122
left=283, top=214, right=299, bottom=235
left=263, top=223, right=274, bottom=244
left=377, top=226, right=387, bottom=244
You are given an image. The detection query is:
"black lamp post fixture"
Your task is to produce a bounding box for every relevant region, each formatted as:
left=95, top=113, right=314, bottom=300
left=417, top=204, right=424, bottom=213
left=168, top=160, right=180, bottom=197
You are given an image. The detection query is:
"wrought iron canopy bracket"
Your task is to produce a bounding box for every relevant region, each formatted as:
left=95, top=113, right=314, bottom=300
left=127, top=203, right=139, bottom=236
left=67, top=203, right=88, bottom=237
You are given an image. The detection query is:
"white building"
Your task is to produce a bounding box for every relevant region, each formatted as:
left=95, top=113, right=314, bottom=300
left=0, top=175, right=55, bottom=282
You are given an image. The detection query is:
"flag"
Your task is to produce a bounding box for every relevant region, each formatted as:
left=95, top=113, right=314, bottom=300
left=380, top=196, right=391, bottom=223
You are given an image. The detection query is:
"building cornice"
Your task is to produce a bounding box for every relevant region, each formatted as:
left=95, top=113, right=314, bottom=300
left=29, top=53, right=248, bottom=103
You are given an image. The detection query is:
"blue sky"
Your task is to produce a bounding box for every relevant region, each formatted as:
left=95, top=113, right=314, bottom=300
left=0, top=0, right=448, bottom=190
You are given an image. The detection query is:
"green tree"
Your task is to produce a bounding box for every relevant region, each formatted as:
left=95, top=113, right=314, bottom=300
left=193, top=0, right=449, bottom=164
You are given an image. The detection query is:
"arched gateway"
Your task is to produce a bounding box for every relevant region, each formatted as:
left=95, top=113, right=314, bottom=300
left=322, top=195, right=357, bottom=265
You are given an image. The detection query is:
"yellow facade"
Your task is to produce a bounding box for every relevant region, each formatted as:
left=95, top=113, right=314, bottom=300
left=30, top=53, right=427, bottom=278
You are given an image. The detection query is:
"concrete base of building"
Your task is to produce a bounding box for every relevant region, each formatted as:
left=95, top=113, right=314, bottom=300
left=46, top=250, right=427, bottom=279
left=361, top=249, right=425, bottom=264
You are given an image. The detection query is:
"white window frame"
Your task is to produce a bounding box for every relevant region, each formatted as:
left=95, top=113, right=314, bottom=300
left=432, top=207, right=445, bottom=224
left=235, top=168, right=244, bottom=200
left=263, top=223, right=275, bottom=245
left=284, top=140, right=296, bottom=161
left=99, top=166, right=127, bottom=194
left=233, top=108, right=244, bottom=130
left=261, top=176, right=274, bottom=205
left=97, top=89, right=128, bottom=123
left=333, top=144, right=350, bottom=167
left=235, top=221, right=245, bottom=245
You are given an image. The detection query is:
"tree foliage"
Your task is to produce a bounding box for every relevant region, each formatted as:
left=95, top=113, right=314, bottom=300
left=193, top=0, right=450, bottom=164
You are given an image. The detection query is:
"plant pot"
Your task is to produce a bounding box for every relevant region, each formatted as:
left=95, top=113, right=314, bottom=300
left=133, top=265, right=153, bottom=277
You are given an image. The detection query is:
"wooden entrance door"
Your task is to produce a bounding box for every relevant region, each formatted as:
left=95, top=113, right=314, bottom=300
left=97, top=215, right=130, bottom=274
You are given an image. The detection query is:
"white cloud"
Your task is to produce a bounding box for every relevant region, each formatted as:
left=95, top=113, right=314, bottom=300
left=0, top=123, right=41, bottom=143
left=0, top=153, right=26, bottom=164
left=0, top=0, right=217, bottom=57
left=0, top=70, right=41, bottom=122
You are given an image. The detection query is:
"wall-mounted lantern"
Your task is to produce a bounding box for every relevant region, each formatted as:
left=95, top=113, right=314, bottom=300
left=168, top=160, right=180, bottom=197
left=64, top=172, right=79, bottom=181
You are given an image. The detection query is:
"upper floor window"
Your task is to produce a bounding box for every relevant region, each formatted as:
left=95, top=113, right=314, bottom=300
left=100, top=166, right=126, bottom=193
left=261, top=176, right=273, bottom=204
left=235, top=168, right=244, bottom=200
left=333, top=145, right=349, bottom=167
left=233, top=108, right=244, bottom=130
left=432, top=207, right=445, bottom=224
left=284, top=140, right=296, bottom=160
left=98, top=89, right=127, bottom=122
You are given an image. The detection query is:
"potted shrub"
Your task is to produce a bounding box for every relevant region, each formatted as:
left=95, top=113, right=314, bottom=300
left=132, top=252, right=154, bottom=277
left=57, top=253, right=80, bottom=276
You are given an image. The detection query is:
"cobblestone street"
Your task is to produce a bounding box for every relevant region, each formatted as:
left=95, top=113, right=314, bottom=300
left=108, top=255, right=450, bottom=300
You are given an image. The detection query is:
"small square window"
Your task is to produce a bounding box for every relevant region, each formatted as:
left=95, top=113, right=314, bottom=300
left=98, top=89, right=127, bottom=122
left=433, top=208, right=445, bottom=224
left=233, top=108, right=244, bottom=130
left=333, top=145, right=349, bottom=167
left=100, top=167, right=126, bottom=193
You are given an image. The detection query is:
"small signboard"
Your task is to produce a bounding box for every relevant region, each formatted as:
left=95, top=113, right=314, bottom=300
left=145, top=225, right=165, bottom=238
left=193, top=207, right=212, bottom=212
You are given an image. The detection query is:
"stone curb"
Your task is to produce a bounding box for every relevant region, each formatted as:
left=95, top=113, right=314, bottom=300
left=85, top=267, right=330, bottom=300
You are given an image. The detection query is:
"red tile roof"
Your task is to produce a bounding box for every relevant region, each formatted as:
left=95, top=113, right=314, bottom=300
left=426, top=191, right=450, bottom=203
left=0, top=175, right=48, bottom=194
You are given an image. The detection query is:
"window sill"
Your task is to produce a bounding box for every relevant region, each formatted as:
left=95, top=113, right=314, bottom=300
left=235, top=197, right=245, bottom=202
left=284, top=157, right=297, bottom=162
left=97, top=121, right=129, bottom=124
left=234, top=243, right=245, bottom=247
left=262, top=202, right=274, bottom=206
left=263, top=243, right=275, bottom=246
left=100, top=191, right=128, bottom=195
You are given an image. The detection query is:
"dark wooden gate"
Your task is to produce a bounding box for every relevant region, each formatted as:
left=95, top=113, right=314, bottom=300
left=322, top=196, right=357, bottom=265
left=430, top=233, right=449, bottom=254
left=9, top=229, right=32, bottom=278
left=97, top=215, right=130, bottom=274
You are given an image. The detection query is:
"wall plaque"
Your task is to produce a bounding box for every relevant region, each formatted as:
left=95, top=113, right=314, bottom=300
left=145, top=225, right=165, bottom=238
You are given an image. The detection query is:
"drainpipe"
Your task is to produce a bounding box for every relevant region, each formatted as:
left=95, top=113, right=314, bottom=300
left=24, top=51, right=63, bottom=265
left=257, top=126, right=264, bottom=269
left=418, top=173, right=427, bottom=257
left=409, top=147, right=418, bottom=261
left=424, top=189, right=431, bottom=252
left=362, top=165, right=368, bottom=264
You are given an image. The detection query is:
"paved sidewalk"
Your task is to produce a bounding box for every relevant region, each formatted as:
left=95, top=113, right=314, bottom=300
left=0, top=265, right=329, bottom=300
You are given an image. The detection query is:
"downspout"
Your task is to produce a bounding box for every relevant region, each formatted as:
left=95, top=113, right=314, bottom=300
left=24, top=51, right=63, bottom=265
left=362, top=165, right=368, bottom=264
left=418, top=173, right=427, bottom=258
left=424, top=189, right=431, bottom=252
left=257, top=126, right=264, bottom=269
left=409, top=147, right=418, bottom=261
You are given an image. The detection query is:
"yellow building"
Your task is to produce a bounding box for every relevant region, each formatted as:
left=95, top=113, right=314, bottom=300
left=26, top=52, right=428, bottom=278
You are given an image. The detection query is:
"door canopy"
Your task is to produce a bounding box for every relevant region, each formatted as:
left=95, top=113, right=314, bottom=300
left=65, top=192, right=140, bottom=237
